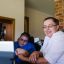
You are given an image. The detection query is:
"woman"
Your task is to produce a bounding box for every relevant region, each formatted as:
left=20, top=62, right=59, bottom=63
left=29, top=17, right=64, bottom=64
left=14, top=32, right=36, bottom=64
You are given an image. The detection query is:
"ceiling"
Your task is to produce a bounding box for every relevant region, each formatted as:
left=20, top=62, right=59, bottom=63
left=25, top=0, right=55, bottom=15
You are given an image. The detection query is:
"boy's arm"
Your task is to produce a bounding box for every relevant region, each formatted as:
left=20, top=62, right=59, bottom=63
left=15, top=48, right=29, bottom=56
left=16, top=48, right=29, bottom=62
left=18, top=54, right=29, bottom=62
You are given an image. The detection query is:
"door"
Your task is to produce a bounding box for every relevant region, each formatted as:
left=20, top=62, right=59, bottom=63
left=24, top=16, right=29, bottom=33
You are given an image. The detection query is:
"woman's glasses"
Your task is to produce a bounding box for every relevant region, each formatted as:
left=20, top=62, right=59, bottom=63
left=42, top=25, right=57, bottom=29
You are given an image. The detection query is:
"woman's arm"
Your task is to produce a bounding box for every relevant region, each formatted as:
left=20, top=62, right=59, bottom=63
left=29, top=51, right=43, bottom=63
left=37, top=57, right=49, bottom=64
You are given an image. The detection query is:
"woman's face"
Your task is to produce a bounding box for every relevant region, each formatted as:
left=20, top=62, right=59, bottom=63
left=19, top=35, right=28, bottom=46
left=43, top=19, right=59, bottom=37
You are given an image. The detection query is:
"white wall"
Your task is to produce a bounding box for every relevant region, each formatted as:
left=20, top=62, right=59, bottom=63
left=25, top=7, right=52, bottom=39
left=0, top=0, right=25, bottom=40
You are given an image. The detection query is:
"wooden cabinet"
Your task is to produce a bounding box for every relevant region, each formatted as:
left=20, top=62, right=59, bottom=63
left=5, top=23, right=14, bottom=41
left=55, top=0, right=64, bottom=30
left=0, top=16, right=15, bottom=41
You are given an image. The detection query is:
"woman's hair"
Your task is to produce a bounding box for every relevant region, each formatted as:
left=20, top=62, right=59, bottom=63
left=43, top=17, right=59, bottom=25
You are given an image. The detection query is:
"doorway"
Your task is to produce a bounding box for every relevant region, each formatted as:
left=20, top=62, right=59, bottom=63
left=0, top=16, right=15, bottom=41
left=24, top=16, right=29, bottom=33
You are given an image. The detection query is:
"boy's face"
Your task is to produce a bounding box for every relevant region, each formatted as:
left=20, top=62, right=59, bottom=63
left=19, top=35, right=28, bottom=46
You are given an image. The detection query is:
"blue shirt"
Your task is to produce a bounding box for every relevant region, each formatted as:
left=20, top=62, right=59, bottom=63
left=14, top=41, right=36, bottom=63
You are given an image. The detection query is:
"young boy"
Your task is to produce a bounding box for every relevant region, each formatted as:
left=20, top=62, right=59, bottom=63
left=14, top=32, right=36, bottom=64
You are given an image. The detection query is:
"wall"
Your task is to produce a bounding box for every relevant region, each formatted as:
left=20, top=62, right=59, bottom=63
left=25, top=7, right=52, bottom=39
left=0, top=0, right=25, bottom=40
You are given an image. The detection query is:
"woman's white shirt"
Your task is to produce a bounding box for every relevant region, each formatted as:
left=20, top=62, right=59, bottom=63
left=40, top=31, right=64, bottom=64
left=40, top=36, right=50, bottom=56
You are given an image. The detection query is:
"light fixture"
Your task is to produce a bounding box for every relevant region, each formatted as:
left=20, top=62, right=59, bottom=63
left=54, top=0, right=59, bottom=1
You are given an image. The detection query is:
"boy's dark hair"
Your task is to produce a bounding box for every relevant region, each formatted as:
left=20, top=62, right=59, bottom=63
left=19, top=32, right=30, bottom=41
left=44, top=17, right=59, bottom=25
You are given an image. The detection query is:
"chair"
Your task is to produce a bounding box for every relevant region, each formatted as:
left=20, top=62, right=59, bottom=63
left=30, top=37, right=41, bottom=51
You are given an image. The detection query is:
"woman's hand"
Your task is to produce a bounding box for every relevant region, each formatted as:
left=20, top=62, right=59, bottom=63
left=29, top=51, right=40, bottom=63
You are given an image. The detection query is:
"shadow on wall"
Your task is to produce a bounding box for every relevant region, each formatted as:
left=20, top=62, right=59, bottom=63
left=62, top=29, right=64, bottom=32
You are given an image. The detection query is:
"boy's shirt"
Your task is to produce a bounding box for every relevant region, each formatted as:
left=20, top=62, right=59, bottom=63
left=14, top=41, right=36, bottom=63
